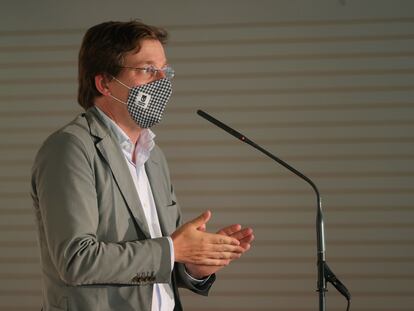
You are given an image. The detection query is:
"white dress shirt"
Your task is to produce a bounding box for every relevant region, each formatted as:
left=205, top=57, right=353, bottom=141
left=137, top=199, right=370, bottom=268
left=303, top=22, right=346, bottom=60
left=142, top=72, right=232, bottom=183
left=96, top=108, right=175, bottom=311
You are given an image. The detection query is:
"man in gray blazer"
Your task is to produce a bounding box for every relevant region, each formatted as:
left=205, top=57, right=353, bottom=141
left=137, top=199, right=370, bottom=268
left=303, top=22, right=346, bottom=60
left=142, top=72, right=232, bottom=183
left=31, top=21, right=254, bottom=311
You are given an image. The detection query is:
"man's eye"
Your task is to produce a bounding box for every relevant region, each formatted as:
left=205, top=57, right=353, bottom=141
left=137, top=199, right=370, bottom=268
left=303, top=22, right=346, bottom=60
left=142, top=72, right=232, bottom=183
left=144, top=66, right=156, bottom=74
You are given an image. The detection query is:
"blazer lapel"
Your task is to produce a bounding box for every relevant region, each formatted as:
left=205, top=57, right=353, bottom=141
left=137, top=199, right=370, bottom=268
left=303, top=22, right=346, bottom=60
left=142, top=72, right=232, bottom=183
left=85, top=107, right=151, bottom=239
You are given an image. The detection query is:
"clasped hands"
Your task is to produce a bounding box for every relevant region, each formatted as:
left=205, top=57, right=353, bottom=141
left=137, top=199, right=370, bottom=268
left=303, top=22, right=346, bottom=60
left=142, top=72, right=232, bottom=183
left=171, top=210, right=254, bottom=279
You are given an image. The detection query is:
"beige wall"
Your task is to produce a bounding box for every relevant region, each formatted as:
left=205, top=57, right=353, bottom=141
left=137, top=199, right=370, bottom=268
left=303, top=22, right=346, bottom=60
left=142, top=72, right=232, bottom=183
left=1, top=0, right=414, bottom=310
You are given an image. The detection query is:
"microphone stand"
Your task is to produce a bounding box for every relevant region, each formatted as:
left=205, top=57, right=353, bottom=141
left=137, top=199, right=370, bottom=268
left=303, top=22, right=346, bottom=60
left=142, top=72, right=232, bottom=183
left=197, top=110, right=351, bottom=311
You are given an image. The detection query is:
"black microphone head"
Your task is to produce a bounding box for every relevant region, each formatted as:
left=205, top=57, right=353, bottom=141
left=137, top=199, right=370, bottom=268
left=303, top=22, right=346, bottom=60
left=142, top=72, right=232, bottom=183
left=196, top=109, right=246, bottom=141
left=196, top=109, right=207, bottom=117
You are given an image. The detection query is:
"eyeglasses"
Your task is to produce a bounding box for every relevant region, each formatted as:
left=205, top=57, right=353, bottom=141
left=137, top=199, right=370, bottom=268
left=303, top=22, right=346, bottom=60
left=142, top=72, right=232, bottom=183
left=120, top=65, right=175, bottom=80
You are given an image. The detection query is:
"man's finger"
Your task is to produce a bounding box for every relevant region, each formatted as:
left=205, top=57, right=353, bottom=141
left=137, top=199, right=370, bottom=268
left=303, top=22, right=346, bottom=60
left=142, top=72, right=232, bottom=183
left=212, top=252, right=242, bottom=260
left=239, top=243, right=251, bottom=251
left=209, top=243, right=245, bottom=253
left=230, top=227, right=253, bottom=241
left=196, top=259, right=231, bottom=266
left=208, top=232, right=240, bottom=246
left=238, top=234, right=254, bottom=245
left=216, top=224, right=241, bottom=236
left=190, top=210, right=211, bottom=228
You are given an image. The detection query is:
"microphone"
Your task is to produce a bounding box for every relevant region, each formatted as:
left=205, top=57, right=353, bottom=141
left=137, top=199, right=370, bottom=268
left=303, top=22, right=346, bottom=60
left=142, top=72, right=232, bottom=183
left=197, top=109, right=351, bottom=311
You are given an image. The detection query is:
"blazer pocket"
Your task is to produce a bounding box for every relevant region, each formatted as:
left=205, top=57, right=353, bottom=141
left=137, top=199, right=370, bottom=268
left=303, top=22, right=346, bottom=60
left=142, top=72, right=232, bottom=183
left=162, top=200, right=179, bottom=234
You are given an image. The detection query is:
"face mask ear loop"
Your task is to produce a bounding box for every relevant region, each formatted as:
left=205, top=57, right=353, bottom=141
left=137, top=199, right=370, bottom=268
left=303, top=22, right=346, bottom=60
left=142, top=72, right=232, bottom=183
left=111, top=76, right=132, bottom=90
left=109, top=94, right=128, bottom=105
left=108, top=76, right=131, bottom=105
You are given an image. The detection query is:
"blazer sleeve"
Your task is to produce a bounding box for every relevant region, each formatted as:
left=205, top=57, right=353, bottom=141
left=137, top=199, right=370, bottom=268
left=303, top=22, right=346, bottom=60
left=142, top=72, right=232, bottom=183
left=31, top=131, right=172, bottom=286
left=174, top=263, right=216, bottom=296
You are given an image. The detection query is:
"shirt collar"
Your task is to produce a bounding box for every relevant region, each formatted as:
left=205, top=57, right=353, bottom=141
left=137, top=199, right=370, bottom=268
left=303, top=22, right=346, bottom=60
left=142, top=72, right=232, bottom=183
left=95, top=106, right=155, bottom=167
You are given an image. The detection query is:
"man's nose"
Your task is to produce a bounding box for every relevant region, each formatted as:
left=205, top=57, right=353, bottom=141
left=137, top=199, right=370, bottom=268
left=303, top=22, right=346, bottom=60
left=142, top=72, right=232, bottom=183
left=156, top=69, right=166, bottom=79
left=147, top=70, right=165, bottom=83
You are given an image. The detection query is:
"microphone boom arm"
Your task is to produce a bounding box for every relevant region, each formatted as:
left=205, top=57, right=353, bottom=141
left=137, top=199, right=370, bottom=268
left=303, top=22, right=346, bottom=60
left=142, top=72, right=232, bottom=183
left=197, top=109, right=350, bottom=311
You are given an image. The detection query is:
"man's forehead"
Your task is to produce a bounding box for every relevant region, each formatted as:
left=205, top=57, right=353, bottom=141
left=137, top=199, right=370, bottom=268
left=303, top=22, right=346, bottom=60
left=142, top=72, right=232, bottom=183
left=124, top=40, right=167, bottom=65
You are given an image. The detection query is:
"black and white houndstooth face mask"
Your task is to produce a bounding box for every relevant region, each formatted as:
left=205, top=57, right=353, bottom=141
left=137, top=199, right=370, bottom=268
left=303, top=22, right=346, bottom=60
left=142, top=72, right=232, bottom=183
left=110, top=77, right=172, bottom=128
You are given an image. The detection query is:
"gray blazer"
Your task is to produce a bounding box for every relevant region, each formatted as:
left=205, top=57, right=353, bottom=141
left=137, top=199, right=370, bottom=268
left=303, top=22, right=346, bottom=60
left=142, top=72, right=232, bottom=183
left=31, top=107, right=215, bottom=311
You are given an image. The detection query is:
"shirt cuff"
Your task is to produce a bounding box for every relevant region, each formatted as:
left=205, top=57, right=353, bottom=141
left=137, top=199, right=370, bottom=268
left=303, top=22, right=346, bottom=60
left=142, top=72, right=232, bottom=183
left=166, top=236, right=175, bottom=272
left=184, top=266, right=211, bottom=285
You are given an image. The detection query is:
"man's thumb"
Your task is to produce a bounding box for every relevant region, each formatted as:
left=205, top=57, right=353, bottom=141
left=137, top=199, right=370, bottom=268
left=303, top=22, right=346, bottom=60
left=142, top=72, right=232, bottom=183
left=191, top=210, right=211, bottom=227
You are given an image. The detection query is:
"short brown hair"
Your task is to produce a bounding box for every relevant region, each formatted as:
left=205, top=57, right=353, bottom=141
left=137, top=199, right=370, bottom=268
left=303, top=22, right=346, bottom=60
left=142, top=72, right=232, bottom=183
left=77, top=20, right=168, bottom=110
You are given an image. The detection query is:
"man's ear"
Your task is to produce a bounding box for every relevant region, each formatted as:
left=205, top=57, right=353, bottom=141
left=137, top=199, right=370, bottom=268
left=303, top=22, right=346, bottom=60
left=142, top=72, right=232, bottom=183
left=94, top=74, right=112, bottom=96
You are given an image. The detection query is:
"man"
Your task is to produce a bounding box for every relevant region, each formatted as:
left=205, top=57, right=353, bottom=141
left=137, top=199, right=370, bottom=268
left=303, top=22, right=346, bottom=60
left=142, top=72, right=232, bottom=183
left=31, top=20, right=253, bottom=311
